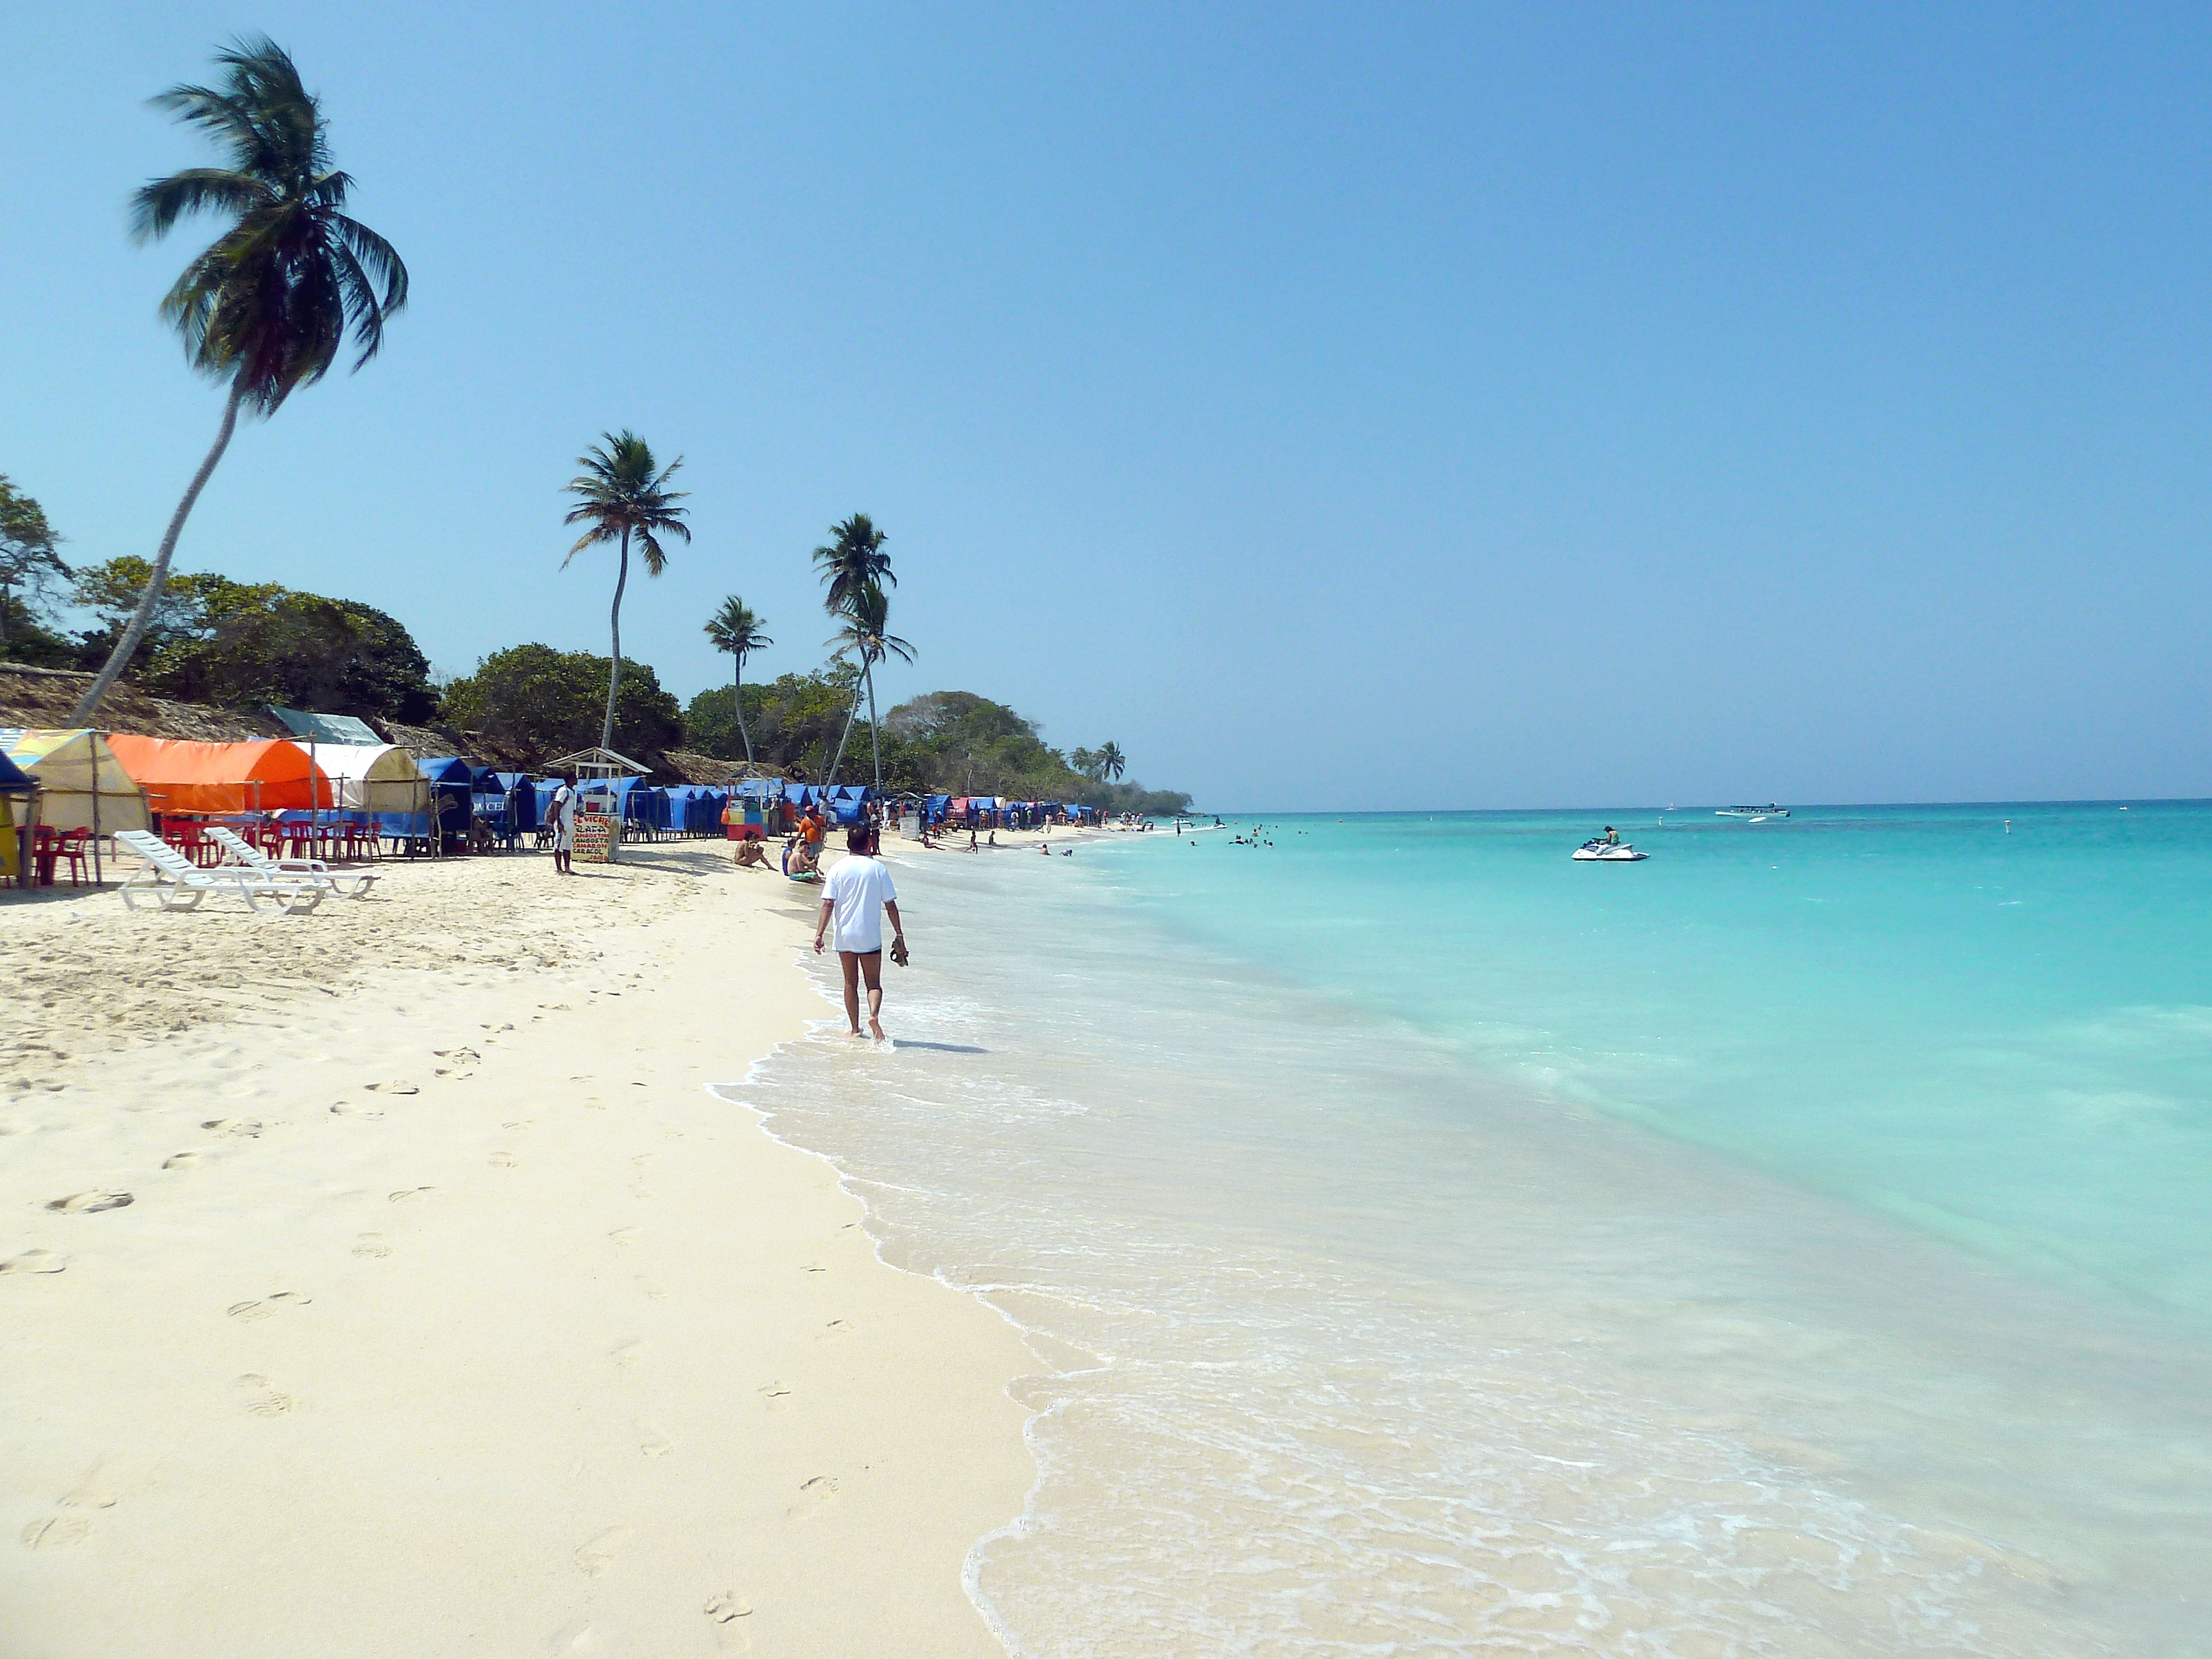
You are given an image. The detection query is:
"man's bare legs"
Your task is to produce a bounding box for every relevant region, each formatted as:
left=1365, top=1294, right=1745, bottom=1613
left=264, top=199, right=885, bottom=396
left=838, top=950, right=886, bottom=1040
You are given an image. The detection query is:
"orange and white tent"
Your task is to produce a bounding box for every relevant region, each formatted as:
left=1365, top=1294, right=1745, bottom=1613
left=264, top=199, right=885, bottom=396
left=104, top=735, right=326, bottom=815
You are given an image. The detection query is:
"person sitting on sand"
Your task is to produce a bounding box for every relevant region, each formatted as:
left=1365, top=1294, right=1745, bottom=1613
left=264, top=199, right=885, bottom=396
left=733, top=838, right=769, bottom=869
left=814, top=826, right=906, bottom=1042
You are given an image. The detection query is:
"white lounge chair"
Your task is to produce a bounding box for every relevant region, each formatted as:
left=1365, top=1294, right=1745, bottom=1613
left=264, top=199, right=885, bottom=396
left=206, top=826, right=380, bottom=899
left=116, top=830, right=325, bottom=916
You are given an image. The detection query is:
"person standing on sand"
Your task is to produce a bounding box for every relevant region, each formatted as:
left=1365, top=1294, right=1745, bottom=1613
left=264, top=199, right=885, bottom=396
left=814, top=826, right=905, bottom=1041
left=548, top=772, right=577, bottom=875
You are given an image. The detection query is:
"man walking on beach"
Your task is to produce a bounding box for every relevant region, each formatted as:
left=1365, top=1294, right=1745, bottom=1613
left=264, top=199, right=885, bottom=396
left=814, top=826, right=905, bottom=1041
left=549, top=771, right=576, bottom=875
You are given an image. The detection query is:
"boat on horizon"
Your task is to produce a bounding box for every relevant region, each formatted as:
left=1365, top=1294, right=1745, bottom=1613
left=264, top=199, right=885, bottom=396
left=1717, top=804, right=1790, bottom=820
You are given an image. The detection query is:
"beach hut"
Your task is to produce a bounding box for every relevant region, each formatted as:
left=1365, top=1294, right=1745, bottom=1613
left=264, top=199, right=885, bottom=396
left=105, top=735, right=325, bottom=816
left=310, top=743, right=430, bottom=815
left=0, top=729, right=152, bottom=837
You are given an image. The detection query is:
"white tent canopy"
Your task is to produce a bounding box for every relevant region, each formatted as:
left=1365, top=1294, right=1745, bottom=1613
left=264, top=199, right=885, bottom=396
left=0, top=728, right=151, bottom=834
left=311, top=743, right=431, bottom=814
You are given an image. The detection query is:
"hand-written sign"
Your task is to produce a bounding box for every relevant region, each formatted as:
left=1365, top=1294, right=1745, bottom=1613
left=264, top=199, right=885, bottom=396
left=572, top=813, right=617, bottom=864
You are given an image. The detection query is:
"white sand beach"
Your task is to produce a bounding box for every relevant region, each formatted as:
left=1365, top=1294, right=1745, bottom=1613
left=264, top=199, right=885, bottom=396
left=2, top=840, right=1036, bottom=1656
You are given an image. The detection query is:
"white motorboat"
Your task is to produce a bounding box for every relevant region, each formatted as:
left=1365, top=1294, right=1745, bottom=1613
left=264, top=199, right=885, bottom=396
left=1717, top=804, right=1790, bottom=819
left=1573, top=838, right=1648, bottom=862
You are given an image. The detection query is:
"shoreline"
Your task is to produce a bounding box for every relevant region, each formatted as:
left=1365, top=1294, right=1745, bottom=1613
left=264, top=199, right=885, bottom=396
left=2, top=839, right=1036, bottom=1656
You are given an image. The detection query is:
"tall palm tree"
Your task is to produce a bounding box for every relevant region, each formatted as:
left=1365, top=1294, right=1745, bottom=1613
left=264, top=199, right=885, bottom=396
left=703, top=596, right=771, bottom=765
left=1098, top=740, right=1126, bottom=782
left=564, top=431, right=688, bottom=752
left=821, top=581, right=914, bottom=791
left=812, top=513, right=894, bottom=614
left=71, top=35, right=408, bottom=721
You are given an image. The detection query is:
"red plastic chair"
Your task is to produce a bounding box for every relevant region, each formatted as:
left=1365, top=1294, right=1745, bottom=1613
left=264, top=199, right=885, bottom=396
left=54, top=828, right=91, bottom=887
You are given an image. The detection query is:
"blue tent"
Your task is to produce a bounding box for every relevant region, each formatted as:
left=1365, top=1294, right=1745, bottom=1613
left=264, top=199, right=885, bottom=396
left=827, top=785, right=870, bottom=825
left=739, top=778, right=785, bottom=802
left=0, top=751, right=33, bottom=794
left=925, top=794, right=951, bottom=824
left=493, top=773, right=540, bottom=833
left=388, top=754, right=472, bottom=841
left=580, top=775, right=667, bottom=836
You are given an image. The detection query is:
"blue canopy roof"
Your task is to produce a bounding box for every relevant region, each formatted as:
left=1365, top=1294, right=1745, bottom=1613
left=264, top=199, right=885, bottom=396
left=416, top=755, right=474, bottom=786
left=0, top=750, right=33, bottom=793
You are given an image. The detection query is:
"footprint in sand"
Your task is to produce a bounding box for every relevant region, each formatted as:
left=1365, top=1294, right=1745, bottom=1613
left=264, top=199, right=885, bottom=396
left=608, top=1340, right=643, bottom=1369
left=703, top=1592, right=752, bottom=1622
left=202, top=1118, right=263, bottom=1138
left=434, top=1047, right=482, bottom=1066
left=788, top=1475, right=839, bottom=1517
left=607, top=1227, right=637, bottom=1248
left=817, top=1318, right=850, bottom=1340
left=387, top=1187, right=436, bottom=1203
left=757, top=1382, right=792, bottom=1412
left=502, top=1119, right=533, bottom=1131
left=489, top=1151, right=519, bottom=1169
left=1, top=1249, right=67, bottom=1276
left=634, top=1276, right=669, bottom=1301
left=235, top=1374, right=296, bottom=1417
left=364, top=1082, right=418, bottom=1097
left=20, top=1515, right=92, bottom=1550
left=330, top=1102, right=383, bottom=1118
left=162, top=1152, right=201, bottom=1170
left=352, top=1234, right=394, bottom=1259
left=639, top=1430, right=673, bottom=1459
left=227, top=1291, right=311, bottom=1321
left=573, top=1525, right=630, bottom=1577
left=46, top=1191, right=132, bottom=1214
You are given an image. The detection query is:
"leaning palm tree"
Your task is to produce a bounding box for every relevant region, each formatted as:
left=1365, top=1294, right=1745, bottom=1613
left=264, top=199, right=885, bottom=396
left=812, top=513, right=894, bottom=614
left=564, top=431, right=689, bottom=751
left=71, top=35, right=408, bottom=721
left=1097, top=740, right=1126, bottom=782
left=703, top=596, right=772, bottom=765
left=821, top=582, right=914, bottom=792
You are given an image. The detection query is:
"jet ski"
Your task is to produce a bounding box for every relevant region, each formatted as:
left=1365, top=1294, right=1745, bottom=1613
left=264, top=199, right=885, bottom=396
left=1573, top=838, right=1648, bottom=862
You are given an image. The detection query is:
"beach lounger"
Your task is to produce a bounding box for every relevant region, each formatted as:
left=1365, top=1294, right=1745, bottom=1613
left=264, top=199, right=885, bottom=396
left=206, top=826, right=380, bottom=899
left=115, top=830, right=325, bottom=916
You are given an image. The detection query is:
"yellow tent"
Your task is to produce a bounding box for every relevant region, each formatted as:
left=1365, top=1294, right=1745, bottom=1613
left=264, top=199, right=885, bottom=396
left=0, top=729, right=152, bottom=835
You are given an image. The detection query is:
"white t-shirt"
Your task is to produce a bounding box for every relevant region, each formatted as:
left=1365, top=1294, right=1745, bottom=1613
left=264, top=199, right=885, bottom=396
left=823, top=855, right=897, bottom=953
left=549, top=785, right=575, bottom=841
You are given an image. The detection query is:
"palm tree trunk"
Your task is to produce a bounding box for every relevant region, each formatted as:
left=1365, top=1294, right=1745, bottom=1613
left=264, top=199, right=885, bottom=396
left=69, top=377, right=245, bottom=722
left=734, top=655, right=754, bottom=766
left=865, top=660, right=883, bottom=794
left=600, top=526, right=629, bottom=752
left=822, top=678, right=863, bottom=789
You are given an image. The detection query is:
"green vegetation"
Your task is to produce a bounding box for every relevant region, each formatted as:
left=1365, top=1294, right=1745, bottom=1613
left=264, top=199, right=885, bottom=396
left=74, top=36, right=409, bottom=723
left=563, top=430, right=689, bottom=752
left=440, top=644, right=682, bottom=761
left=70, top=557, right=434, bottom=721
left=0, top=476, right=70, bottom=660
left=703, top=596, right=772, bottom=765
left=682, top=676, right=1191, bottom=813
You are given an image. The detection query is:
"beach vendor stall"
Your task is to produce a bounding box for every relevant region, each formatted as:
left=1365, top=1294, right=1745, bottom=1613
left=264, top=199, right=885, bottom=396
left=1, top=728, right=152, bottom=885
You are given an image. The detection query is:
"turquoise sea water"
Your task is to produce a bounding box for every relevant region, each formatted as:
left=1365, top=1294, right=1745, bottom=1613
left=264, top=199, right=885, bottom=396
left=728, top=804, right=2212, bottom=1656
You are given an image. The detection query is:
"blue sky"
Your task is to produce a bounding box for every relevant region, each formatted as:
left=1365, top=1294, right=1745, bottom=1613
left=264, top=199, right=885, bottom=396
left=4, top=3, right=2209, bottom=809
